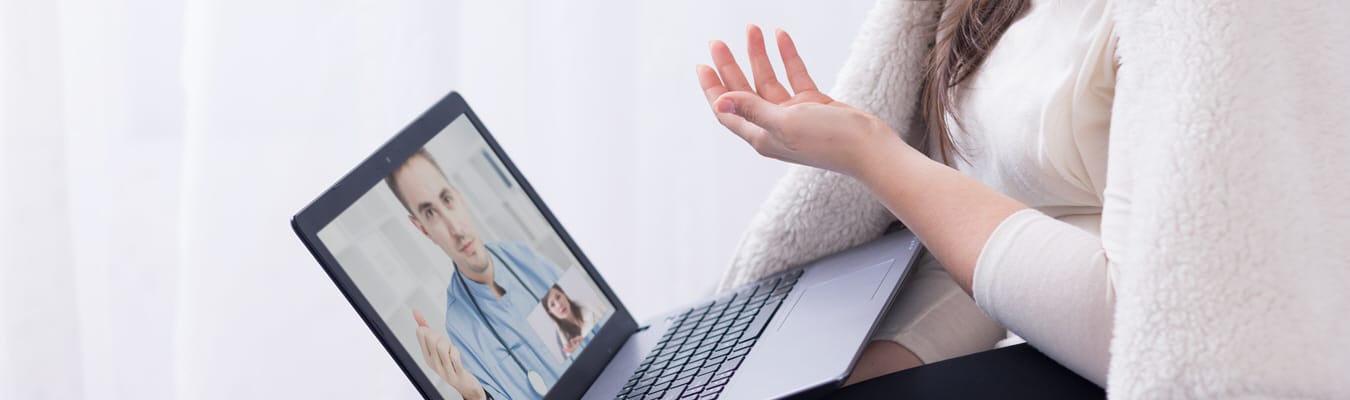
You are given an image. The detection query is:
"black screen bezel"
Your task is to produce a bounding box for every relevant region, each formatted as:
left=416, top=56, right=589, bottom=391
left=291, top=91, right=638, bottom=400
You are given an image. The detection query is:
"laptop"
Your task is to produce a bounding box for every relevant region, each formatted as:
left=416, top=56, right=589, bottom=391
left=292, top=91, right=923, bottom=399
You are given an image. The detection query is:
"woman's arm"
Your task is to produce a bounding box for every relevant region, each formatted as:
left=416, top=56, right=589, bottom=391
left=852, top=143, right=1027, bottom=292
left=701, top=25, right=1117, bottom=384
left=698, top=26, right=1025, bottom=293
left=715, top=1, right=944, bottom=292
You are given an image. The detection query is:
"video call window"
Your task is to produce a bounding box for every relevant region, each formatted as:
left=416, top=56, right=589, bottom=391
left=318, top=116, right=615, bottom=399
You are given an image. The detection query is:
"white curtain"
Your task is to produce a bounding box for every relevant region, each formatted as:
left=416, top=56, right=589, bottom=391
left=0, top=0, right=874, bottom=398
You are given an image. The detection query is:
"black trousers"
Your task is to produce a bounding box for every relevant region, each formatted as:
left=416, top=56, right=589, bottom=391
left=825, top=343, right=1105, bottom=399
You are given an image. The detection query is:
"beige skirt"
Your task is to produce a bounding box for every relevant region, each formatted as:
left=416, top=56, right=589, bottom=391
left=869, top=252, right=1007, bottom=363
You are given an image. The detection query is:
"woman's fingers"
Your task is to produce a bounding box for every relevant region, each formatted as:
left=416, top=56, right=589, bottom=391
left=708, top=40, right=753, bottom=92
left=696, top=64, right=727, bottom=107
left=745, top=25, right=791, bottom=103
left=775, top=28, right=819, bottom=94
left=702, top=25, right=828, bottom=160
left=715, top=91, right=785, bottom=133
left=713, top=91, right=794, bottom=158
left=713, top=107, right=768, bottom=148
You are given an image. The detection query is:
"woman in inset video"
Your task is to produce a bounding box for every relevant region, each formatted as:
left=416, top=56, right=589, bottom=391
left=543, top=284, right=604, bottom=361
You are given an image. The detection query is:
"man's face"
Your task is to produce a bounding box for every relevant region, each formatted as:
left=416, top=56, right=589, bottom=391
left=546, top=287, right=571, bottom=319
left=393, top=155, right=490, bottom=274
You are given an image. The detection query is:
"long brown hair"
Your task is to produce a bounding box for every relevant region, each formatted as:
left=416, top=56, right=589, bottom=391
left=922, top=0, right=1030, bottom=164
left=545, top=284, right=585, bottom=339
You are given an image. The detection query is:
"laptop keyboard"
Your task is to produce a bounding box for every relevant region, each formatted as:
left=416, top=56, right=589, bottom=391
left=616, top=269, right=804, bottom=399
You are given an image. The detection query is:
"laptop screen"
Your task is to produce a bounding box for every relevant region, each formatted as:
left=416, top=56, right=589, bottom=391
left=316, top=115, right=616, bottom=400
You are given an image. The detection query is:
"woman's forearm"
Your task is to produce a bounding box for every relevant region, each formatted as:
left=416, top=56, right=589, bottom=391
left=692, top=26, right=1027, bottom=291
left=855, top=135, right=1029, bottom=294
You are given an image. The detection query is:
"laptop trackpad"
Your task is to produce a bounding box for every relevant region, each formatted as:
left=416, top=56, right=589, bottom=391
left=777, top=259, right=894, bottom=332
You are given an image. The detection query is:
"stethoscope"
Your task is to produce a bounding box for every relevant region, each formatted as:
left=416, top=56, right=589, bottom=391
left=457, top=245, right=550, bottom=396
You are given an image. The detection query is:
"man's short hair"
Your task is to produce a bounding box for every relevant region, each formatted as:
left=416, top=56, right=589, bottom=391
left=385, top=148, right=450, bottom=216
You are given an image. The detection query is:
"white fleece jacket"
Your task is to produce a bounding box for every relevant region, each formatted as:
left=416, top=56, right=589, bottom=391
left=720, top=0, right=1350, bottom=397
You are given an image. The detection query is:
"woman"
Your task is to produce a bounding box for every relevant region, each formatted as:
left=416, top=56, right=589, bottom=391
left=698, top=0, right=1350, bottom=395
left=543, top=284, right=603, bottom=360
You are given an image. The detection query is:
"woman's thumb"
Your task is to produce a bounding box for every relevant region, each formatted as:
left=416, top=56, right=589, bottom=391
left=714, top=92, right=783, bottom=131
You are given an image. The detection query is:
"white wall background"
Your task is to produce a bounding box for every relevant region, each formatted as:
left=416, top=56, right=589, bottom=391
left=0, top=0, right=877, bottom=398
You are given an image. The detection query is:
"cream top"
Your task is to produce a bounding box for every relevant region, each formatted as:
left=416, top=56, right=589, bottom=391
left=946, top=0, right=1118, bottom=230
left=947, top=0, right=1121, bottom=385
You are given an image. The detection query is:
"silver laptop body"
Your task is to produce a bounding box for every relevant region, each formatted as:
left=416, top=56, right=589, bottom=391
left=583, top=230, right=919, bottom=399
left=292, top=92, right=922, bottom=400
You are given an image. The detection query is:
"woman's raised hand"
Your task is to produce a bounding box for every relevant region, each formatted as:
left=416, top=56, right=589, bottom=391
left=697, top=25, right=909, bottom=178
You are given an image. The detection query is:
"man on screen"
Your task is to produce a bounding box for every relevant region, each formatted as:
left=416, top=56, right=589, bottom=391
left=387, top=148, right=564, bottom=400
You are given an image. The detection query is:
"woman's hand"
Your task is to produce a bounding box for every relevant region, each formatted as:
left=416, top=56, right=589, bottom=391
left=413, top=310, right=487, bottom=400
left=563, top=335, right=582, bottom=353
left=699, top=27, right=1031, bottom=298
left=697, top=25, right=912, bottom=179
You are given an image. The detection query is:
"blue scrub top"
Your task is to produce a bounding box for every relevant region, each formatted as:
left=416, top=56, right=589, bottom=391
left=444, top=241, right=564, bottom=400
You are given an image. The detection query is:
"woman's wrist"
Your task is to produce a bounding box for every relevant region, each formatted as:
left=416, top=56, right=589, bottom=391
left=848, top=123, right=925, bottom=186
